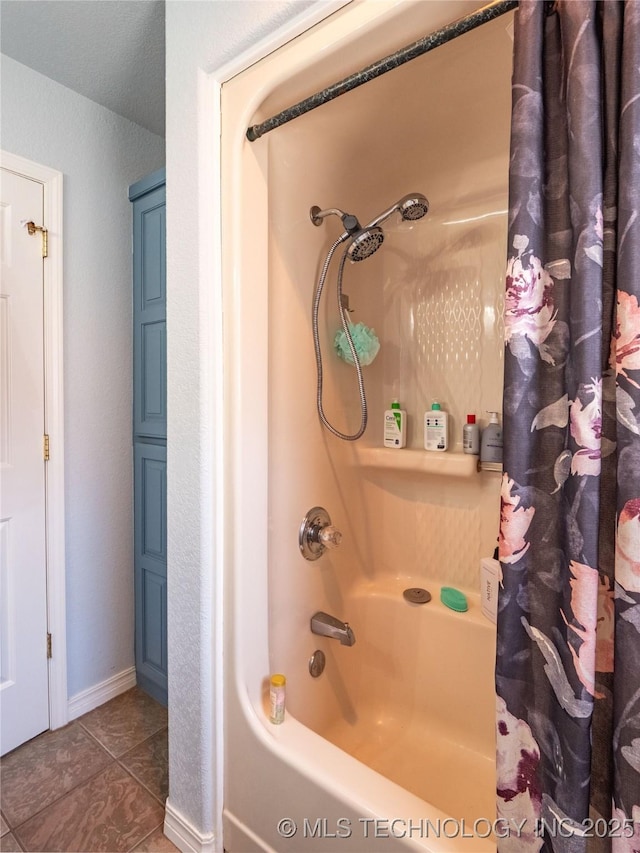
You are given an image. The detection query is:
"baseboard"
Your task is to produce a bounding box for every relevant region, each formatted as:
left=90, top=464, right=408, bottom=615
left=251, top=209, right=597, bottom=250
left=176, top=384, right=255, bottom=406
left=67, top=666, right=137, bottom=720
left=164, top=799, right=218, bottom=853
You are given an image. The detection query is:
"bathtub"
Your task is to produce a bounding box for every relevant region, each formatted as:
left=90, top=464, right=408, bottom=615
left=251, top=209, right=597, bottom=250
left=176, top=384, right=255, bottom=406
left=220, top=0, right=512, bottom=850
left=306, top=582, right=496, bottom=827
left=225, top=580, right=497, bottom=853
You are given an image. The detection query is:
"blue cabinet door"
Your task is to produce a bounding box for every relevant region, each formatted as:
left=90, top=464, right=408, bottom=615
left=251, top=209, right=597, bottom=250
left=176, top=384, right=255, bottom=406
left=130, top=169, right=167, bottom=705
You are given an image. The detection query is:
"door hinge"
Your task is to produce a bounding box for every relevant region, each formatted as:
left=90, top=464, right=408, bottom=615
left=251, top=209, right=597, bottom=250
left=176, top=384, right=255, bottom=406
left=43, top=434, right=50, bottom=461
left=26, top=220, right=48, bottom=258
left=47, top=633, right=52, bottom=659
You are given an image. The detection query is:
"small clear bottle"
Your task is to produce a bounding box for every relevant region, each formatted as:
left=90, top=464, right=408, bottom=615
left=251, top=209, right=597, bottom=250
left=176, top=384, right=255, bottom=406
left=463, top=414, right=480, bottom=455
left=269, top=674, right=286, bottom=724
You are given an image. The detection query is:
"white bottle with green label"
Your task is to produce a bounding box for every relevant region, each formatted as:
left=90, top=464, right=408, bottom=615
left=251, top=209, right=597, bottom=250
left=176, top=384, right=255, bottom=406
left=424, top=401, right=448, bottom=451
left=383, top=400, right=406, bottom=448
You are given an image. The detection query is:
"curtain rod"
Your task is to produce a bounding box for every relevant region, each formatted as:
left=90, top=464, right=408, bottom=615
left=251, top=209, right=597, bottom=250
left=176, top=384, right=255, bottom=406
left=246, top=0, right=518, bottom=142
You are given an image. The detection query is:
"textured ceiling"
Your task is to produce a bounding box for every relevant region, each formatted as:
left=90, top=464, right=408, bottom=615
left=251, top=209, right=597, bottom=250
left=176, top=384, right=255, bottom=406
left=1, top=0, right=165, bottom=137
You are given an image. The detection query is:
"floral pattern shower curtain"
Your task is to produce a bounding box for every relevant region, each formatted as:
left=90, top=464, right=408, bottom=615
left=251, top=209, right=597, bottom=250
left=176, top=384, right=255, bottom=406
left=496, top=2, right=640, bottom=850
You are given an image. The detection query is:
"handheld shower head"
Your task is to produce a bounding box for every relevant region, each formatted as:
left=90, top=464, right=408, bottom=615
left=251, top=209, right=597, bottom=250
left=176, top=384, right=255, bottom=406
left=399, top=194, right=430, bottom=221
left=365, top=193, right=429, bottom=229
left=347, top=227, right=384, bottom=262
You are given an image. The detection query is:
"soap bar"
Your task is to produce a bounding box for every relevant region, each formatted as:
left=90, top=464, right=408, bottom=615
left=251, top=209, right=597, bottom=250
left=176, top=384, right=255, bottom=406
left=440, top=586, right=468, bottom=612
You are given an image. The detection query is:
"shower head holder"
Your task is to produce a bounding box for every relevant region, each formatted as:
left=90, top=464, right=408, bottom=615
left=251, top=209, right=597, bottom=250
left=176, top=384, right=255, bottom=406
left=310, top=205, right=342, bottom=226
left=310, top=206, right=362, bottom=235
left=310, top=204, right=384, bottom=261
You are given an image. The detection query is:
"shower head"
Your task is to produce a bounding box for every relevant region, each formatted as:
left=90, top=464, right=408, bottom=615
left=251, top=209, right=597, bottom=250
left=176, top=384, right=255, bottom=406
left=400, top=194, right=430, bottom=220
left=346, top=227, right=384, bottom=262
left=365, top=193, right=429, bottom=229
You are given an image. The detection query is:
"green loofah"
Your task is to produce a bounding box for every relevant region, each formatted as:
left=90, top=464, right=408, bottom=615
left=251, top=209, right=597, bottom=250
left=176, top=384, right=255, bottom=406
left=333, top=322, right=380, bottom=366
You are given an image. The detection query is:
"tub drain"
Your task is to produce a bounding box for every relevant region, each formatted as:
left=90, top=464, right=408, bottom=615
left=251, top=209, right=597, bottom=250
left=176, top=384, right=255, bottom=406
left=403, top=587, right=432, bottom=604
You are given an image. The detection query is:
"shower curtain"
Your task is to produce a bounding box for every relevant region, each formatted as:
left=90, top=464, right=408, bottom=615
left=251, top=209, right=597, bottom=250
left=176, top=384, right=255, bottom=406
left=496, top=2, right=640, bottom=851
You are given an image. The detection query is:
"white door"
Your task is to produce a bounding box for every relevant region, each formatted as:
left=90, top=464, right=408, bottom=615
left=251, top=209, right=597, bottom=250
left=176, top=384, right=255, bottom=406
left=0, top=167, right=50, bottom=755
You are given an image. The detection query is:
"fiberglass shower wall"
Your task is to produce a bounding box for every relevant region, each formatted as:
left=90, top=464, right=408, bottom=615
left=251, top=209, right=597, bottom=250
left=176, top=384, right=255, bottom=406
left=266, top=12, right=514, bottom=731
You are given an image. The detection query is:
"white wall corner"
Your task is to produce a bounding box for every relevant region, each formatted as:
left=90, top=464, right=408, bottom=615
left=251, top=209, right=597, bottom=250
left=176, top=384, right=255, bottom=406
left=67, top=666, right=137, bottom=721
left=164, top=799, right=218, bottom=853
left=165, top=1, right=349, bottom=848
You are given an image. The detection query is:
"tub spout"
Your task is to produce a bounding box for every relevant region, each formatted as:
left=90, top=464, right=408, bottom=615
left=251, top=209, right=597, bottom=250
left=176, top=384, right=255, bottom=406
left=310, top=612, right=356, bottom=646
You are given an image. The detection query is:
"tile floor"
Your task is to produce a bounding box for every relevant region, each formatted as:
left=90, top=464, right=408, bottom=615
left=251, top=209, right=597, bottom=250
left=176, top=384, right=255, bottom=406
left=0, top=687, right=178, bottom=852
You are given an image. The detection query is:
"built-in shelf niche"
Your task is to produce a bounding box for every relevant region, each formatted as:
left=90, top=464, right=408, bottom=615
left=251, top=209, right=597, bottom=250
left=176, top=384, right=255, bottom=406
left=353, top=446, right=476, bottom=477
left=352, top=447, right=503, bottom=477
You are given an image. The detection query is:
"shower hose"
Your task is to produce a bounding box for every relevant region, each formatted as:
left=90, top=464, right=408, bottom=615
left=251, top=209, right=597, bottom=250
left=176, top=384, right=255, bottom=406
left=312, top=235, right=368, bottom=441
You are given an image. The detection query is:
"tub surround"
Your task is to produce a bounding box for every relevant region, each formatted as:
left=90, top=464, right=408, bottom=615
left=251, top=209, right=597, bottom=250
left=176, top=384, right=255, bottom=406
left=222, top=0, right=512, bottom=849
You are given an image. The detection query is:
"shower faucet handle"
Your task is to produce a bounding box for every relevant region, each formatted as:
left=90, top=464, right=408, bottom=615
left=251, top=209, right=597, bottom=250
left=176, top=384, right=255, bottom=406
left=318, top=525, right=342, bottom=550
left=299, top=506, right=342, bottom=561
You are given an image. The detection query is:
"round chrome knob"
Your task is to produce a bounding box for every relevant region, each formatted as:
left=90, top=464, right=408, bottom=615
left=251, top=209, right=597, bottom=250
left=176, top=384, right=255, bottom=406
left=299, top=507, right=342, bottom=561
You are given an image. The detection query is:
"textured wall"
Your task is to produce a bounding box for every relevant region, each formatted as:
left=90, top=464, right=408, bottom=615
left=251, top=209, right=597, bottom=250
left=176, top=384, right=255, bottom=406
left=164, top=0, right=325, bottom=842
left=0, top=1, right=165, bottom=136
left=1, top=54, right=165, bottom=697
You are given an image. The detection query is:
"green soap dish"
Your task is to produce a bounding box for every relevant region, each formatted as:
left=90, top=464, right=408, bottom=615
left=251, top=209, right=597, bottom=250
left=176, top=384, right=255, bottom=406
left=440, top=587, right=468, bottom=612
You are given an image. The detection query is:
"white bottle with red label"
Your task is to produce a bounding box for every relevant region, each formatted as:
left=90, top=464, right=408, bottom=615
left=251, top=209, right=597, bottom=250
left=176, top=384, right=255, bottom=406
left=463, top=414, right=480, bottom=455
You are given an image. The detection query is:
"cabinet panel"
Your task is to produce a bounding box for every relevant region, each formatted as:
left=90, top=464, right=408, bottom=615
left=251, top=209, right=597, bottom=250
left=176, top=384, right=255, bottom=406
left=141, top=204, right=165, bottom=307
left=140, top=448, right=166, bottom=560
left=140, top=320, right=166, bottom=430
left=142, top=568, right=167, bottom=673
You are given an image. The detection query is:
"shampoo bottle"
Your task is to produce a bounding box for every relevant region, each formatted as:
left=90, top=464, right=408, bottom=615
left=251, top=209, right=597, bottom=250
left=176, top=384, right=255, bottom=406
left=384, top=400, right=406, bottom=448
left=424, top=401, right=448, bottom=451
left=463, top=414, right=480, bottom=455
left=480, top=411, right=503, bottom=464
